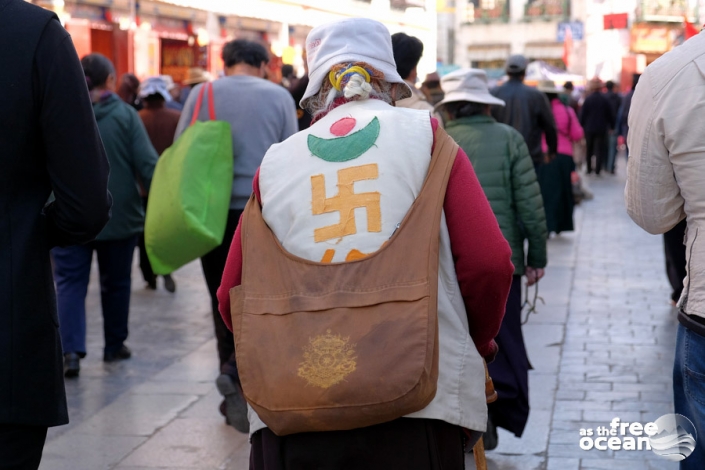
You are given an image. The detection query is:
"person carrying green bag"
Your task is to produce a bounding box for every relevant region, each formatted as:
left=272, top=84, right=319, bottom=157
left=170, top=39, right=298, bottom=432
left=145, top=81, right=233, bottom=275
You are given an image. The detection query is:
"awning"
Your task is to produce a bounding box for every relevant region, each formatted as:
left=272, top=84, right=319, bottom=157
left=150, top=22, right=190, bottom=41
left=524, top=42, right=563, bottom=60
left=466, top=44, right=510, bottom=62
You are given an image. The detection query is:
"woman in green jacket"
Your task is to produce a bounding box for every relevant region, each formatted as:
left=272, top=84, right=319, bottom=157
left=436, top=68, right=548, bottom=449
left=52, top=54, right=158, bottom=378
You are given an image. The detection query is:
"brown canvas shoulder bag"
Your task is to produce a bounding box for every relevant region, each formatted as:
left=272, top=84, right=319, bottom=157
left=230, top=127, right=459, bottom=436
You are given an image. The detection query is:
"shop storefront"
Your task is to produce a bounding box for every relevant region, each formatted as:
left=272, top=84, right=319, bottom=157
left=524, top=41, right=565, bottom=69
left=33, top=0, right=420, bottom=86
left=466, top=43, right=511, bottom=79
left=629, top=23, right=683, bottom=63
left=59, top=1, right=131, bottom=79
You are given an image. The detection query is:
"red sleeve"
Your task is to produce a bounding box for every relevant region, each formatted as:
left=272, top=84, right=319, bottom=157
left=436, top=119, right=515, bottom=360
left=217, top=169, right=262, bottom=331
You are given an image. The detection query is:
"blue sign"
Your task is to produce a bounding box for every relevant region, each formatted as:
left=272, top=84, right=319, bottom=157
left=557, top=21, right=584, bottom=42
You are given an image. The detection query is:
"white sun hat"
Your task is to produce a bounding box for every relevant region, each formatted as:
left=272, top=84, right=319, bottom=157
left=300, top=17, right=412, bottom=108
left=434, top=68, right=505, bottom=110
left=138, top=76, right=172, bottom=101
left=160, top=74, right=176, bottom=91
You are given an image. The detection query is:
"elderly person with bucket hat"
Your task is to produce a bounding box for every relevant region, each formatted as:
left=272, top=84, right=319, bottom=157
left=216, top=19, right=514, bottom=468
left=536, top=80, right=584, bottom=235
left=136, top=76, right=181, bottom=293
left=436, top=68, right=548, bottom=450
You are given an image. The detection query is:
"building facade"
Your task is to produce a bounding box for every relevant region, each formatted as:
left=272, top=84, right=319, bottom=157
left=444, top=0, right=703, bottom=89
left=32, top=0, right=437, bottom=84
left=450, top=0, right=579, bottom=80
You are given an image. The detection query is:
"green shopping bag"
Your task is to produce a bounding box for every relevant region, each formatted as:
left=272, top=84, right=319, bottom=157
left=145, top=82, right=233, bottom=274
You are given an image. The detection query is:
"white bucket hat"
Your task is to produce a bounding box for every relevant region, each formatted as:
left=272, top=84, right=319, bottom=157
left=300, top=18, right=412, bottom=108
left=434, top=68, right=505, bottom=110
left=138, top=76, right=172, bottom=101
left=160, top=74, right=176, bottom=91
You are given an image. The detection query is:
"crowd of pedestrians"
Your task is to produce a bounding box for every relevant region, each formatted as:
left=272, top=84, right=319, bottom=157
left=438, top=68, right=546, bottom=449
left=2, top=0, right=702, bottom=468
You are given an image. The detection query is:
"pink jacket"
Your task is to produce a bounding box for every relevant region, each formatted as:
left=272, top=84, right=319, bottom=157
left=542, top=98, right=583, bottom=156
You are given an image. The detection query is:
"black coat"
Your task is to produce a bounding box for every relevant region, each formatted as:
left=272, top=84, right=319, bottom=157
left=491, top=78, right=558, bottom=165
left=0, top=0, right=111, bottom=427
left=580, top=92, right=616, bottom=134
left=604, top=91, right=622, bottom=129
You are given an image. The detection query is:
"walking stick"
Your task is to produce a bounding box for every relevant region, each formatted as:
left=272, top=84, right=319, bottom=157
left=474, top=360, right=497, bottom=470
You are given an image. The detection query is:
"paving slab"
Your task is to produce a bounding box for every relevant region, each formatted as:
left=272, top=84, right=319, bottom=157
left=116, top=418, right=247, bottom=469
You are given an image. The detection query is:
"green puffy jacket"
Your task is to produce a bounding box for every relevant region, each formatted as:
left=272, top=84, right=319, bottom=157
left=446, top=115, right=547, bottom=275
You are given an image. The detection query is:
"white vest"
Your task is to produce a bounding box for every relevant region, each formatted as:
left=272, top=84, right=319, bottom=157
left=252, top=99, right=487, bottom=434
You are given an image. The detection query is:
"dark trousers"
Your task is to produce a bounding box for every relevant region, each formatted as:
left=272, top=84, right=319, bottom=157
left=250, top=418, right=465, bottom=470
left=201, top=209, right=242, bottom=372
left=537, top=154, right=575, bottom=234
left=585, top=131, right=609, bottom=175
left=606, top=133, right=618, bottom=173
left=664, top=219, right=688, bottom=303
left=0, top=424, right=47, bottom=470
left=52, top=236, right=137, bottom=355
left=488, top=275, right=530, bottom=437
left=138, top=196, right=156, bottom=284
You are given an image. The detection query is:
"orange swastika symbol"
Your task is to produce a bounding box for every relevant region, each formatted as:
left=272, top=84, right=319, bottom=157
left=311, top=164, right=381, bottom=243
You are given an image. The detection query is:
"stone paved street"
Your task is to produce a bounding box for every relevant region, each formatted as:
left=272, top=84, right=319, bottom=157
left=39, top=158, right=680, bottom=470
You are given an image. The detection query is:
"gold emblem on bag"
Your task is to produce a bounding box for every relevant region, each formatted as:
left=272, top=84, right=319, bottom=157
left=298, top=330, right=357, bottom=388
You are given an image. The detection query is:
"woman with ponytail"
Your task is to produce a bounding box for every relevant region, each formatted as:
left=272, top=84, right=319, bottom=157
left=52, top=54, right=159, bottom=377
left=216, top=18, right=514, bottom=468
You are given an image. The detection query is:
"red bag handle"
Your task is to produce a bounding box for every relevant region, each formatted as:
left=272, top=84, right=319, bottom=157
left=189, top=82, right=216, bottom=126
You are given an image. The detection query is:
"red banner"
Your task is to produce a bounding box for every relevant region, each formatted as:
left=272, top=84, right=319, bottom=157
left=604, top=13, right=628, bottom=30
left=684, top=17, right=700, bottom=40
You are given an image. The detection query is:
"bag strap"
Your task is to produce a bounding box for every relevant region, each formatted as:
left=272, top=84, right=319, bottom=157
left=189, top=82, right=216, bottom=126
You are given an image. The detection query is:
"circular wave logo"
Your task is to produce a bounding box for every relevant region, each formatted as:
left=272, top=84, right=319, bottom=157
left=649, top=414, right=697, bottom=461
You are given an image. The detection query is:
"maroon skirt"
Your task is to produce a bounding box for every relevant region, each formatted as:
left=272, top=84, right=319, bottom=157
left=249, top=418, right=467, bottom=470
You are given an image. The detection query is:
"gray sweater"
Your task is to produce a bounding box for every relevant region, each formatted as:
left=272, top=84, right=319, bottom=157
left=175, top=75, right=298, bottom=210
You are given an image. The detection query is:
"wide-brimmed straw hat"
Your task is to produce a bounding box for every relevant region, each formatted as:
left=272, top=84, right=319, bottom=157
left=300, top=18, right=412, bottom=108
left=434, top=68, right=505, bottom=110
left=536, top=80, right=563, bottom=93
left=183, top=67, right=211, bottom=86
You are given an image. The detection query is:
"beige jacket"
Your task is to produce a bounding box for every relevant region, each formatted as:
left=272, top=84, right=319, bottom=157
left=625, top=31, right=705, bottom=317
left=396, top=80, right=444, bottom=127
